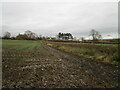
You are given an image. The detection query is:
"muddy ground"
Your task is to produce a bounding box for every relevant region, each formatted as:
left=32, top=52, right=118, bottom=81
left=2, top=43, right=119, bottom=88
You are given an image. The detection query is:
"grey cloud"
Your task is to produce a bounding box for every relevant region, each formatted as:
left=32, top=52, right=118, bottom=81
left=1, top=2, right=118, bottom=39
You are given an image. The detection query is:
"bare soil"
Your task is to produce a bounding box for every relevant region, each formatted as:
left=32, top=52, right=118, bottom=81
left=2, top=44, right=119, bottom=88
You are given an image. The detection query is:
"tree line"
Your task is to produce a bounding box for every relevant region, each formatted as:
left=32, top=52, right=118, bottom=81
left=2, top=30, right=43, bottom=40
left=2, top=29, right=102, bottom=41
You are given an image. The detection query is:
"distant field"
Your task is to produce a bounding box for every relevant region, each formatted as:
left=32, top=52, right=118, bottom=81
left=46, top=41, right=119, bottom=65
left=2, top=40, right=43, bottom=67
left=2, top=40, right=42, bottom=50
left=2, top=40, right=43, bottom=68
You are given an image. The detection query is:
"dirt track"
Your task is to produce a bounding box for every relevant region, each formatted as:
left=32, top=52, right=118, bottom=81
left=2, top=44, right=119, bottom=88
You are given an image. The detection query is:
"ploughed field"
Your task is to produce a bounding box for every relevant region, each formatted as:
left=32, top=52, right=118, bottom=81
left=2, top=40, right=119, bottom=88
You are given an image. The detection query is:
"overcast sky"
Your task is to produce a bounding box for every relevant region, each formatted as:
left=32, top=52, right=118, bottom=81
left=1, top=1, right=118, bottom=39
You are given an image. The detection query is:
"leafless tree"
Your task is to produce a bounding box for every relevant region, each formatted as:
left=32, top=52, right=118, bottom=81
left=80, top=37, right=85, bottom=41
left=24, top=30, right=37, bottom=40
left=89, top=29, right=102, bottom=41
left=3, top=32, right=11, bottom=39
left=24, top=30, right=32, bottom=39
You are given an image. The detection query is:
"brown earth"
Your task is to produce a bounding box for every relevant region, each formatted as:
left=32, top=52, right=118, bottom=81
left=2, top=44, right=119, bottom=88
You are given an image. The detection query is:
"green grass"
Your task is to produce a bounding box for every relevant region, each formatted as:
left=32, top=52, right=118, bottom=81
left=2, top=40, right=42, bottom=50
left=2, top=40, right=43, bottom=63
left=95, top=43, right=118, bottom=46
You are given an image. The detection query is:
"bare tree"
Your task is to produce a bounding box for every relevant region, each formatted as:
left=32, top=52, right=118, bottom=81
left=80, top=37, right=85, bottom=42
left=3, top=32, right=11, bottom=39
left=24, top=30, right=32, bottom=39
left=37, top=34, right=42, bottom=40
left=31, top=32, right=38, bottom=39
left=24, top=30, right=37, bottom=40
left=89, top=29, right=102, bottom=41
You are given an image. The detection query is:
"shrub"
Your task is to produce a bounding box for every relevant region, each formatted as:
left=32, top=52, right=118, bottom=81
left=112, top=53, right=119, bottom=62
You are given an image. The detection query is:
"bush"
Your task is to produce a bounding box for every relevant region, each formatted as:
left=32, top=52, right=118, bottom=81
left=112, top=53, right=119, bottom=62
